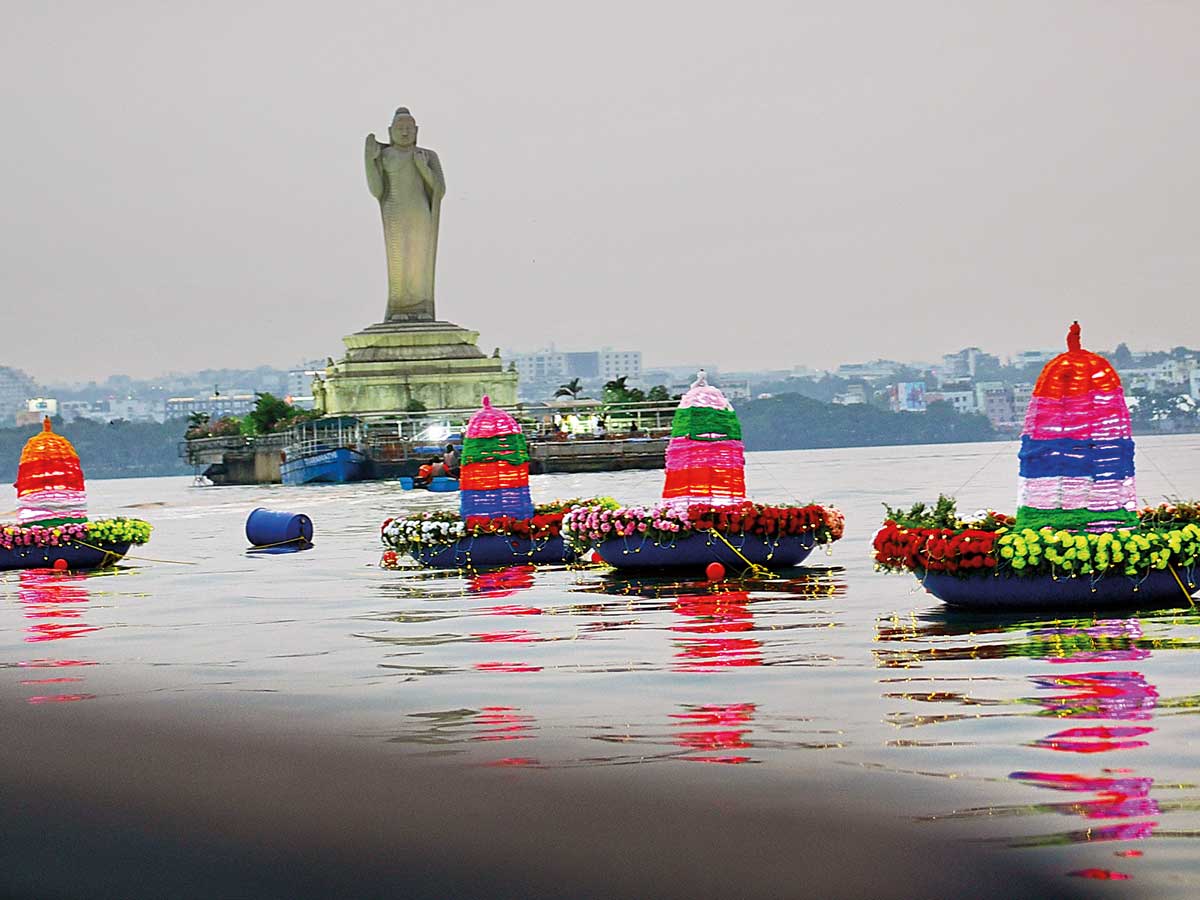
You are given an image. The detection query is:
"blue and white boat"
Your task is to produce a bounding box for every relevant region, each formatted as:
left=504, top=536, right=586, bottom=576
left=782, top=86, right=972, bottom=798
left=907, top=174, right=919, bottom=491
left=281, top=417, right=369, bottom=485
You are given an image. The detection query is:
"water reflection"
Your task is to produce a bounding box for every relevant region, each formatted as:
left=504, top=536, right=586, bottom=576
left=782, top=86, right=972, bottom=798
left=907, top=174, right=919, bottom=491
left=672, top=591, right=762, bottom=672
left=374, top=566, right=846, bottom=769
left=876, top=608, right=1200, bottom=882
left=671, top=702, right=757, bottom=764
left=6, top=570, right=99, bottom=704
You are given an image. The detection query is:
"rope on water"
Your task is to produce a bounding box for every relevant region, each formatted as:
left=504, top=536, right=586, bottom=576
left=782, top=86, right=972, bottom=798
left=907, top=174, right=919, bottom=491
left=73, top=539, right=198, bottom=566
left=1167, top=563, right=1195, bottom=607
left=703, top=528, right=773, bottom=578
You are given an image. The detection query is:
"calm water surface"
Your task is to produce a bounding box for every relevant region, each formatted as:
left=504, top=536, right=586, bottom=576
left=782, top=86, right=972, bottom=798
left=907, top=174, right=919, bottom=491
left=3, top=435, right=1200, bottom=891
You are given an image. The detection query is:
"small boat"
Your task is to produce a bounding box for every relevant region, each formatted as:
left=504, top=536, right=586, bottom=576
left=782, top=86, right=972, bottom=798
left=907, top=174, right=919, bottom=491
left=566, top=372, right=845, bottom=572
left=873, top=323, right=1200, bottom=611
left=281, top=417, right=368, bottom=485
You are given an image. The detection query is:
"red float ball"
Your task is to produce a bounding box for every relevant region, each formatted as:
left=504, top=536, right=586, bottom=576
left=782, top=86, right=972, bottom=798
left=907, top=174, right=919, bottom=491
left=705, top=562, right=726, bottom=582
left=590, top=551, right=603, bottom=565
left=52, top=558, right=69, bottom=571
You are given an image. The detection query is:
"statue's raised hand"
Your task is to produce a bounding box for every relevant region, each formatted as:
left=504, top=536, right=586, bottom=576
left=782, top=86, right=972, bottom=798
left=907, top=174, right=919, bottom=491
left=365, top=134, right=386, bottom=199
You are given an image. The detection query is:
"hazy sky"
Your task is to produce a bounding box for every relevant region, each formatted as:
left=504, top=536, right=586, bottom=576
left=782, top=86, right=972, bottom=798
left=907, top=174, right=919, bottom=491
left=3, top=1, right=1198, bottom=381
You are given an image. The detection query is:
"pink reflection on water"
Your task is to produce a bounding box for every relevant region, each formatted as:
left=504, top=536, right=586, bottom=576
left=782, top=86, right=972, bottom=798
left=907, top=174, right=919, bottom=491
left=672, top=703, right=756, bottom=764
left=472, top=706, right=535, bottom=743
left=672, top=592, right=762, bottom=672
left=1029, top=671, right=1158, bottom=721
left=1011, top=618, right=1161, bottom=874
left=27, top=693, right=96, bottom=704
left=468, top=566, right=535, bottom=600
left=10, top=571, right=98, bottom=705
left=473, top=661, right=542, bottom=673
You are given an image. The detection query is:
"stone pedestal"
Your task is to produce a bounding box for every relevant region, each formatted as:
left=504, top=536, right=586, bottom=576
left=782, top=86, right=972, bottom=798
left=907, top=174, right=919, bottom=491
left=317, top=320, right=518, bottom=415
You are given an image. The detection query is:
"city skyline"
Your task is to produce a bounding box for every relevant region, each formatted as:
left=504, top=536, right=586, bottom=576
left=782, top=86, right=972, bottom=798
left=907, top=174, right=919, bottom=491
left=3, top=3, right=1199, bottom=381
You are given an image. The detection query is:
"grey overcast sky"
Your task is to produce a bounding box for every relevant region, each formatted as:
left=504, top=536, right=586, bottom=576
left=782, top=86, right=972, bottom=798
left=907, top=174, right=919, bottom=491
left=2, top=1, right=1198, bottom=381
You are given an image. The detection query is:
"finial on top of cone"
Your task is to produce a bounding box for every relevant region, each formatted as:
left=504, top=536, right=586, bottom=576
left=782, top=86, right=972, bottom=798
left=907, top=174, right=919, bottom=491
left=693, top=369, right=708, bottom=388
left=1067, top=321, right=1081, bottom=352
left=481, top=395, right=491, bottom=408
left=42, top=416, right=52, bottom=433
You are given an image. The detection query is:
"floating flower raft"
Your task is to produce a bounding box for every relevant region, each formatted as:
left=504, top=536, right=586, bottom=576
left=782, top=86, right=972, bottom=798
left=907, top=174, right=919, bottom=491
left=1, top=419, right=151, bottom=571
left=567, top=372, right=844, bottom=571
left=381, top=397, right=599, bottom=570
left=873, top=323, right=1199, bottom=610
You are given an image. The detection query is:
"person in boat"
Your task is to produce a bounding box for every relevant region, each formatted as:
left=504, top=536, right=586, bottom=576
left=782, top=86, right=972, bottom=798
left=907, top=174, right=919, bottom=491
left=442, top=443, right=460, bottom=478
left=627, top=422, right=642, bottom=438
left=414, top=456, right=443, bottom=487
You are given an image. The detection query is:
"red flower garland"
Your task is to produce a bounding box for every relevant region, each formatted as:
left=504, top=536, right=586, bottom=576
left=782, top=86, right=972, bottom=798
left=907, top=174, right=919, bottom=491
left=873, top=521, right=999, bottom=573
left=686, top=502, right=844, bottom=542
left=464, top=512, right=564, bottom=541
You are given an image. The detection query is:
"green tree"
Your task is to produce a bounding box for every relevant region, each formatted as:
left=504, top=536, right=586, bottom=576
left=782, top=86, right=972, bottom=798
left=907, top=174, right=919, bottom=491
left=554, top=378, right=585, bottom=400
left=246, top=392, right=304, bottom=435
left=647, top=385, right=671, bottom=402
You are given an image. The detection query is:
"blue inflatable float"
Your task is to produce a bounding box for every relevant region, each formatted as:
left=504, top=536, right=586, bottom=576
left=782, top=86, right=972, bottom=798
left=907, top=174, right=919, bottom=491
left=592, top=532, right=816, bottom=572
left=920, top=569, right=1198, bottom=610
left=0, top=541, right=133, bottom=572
left=246, top=508, right=314, bottom=553
left=408, top=535, right=576, bottom=569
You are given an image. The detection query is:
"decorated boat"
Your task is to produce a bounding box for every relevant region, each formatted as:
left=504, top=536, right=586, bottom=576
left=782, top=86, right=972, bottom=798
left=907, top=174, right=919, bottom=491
left=873, top=323, right=1200, bottom=610
left=381, top=397, right=593, bottom=569
left=1, top=418, right=152, bottom=572
left=565, top=372, right=844, bottom=572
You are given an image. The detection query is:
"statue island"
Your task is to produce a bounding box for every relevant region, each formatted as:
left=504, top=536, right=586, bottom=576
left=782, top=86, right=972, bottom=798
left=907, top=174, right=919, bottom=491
left=315, top=107, right=517, bottom=415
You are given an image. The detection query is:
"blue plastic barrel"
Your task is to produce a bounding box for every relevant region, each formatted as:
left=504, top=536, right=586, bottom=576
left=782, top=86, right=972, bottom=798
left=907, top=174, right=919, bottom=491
left=399, top=476, right=415, bottom=489
left=245, top=508, right=314, bottom=550
left=427, top=476, right=460, bottom=493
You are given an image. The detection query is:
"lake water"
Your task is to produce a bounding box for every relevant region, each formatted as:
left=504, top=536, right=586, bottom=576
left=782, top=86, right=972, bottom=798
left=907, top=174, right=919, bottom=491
left=3, top=435, right=1200, bottom=894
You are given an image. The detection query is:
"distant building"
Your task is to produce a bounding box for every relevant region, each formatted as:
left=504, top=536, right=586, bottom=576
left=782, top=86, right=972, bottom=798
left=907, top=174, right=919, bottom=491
left=940, top=347, right=998, bottom=381
left=836, top=360, right=903, bottom=380
left=0, top=366, right=39, bottom=425
left=166, top=394, right=257, bottom=419
left=891, top=382, right=926, bottom=413
left=1190, top=369, right=1200, bottom=401
left=1011, top=383, right=1034, bottom=417
left=287, top=360, right=325, bottom=409
left=510, top=347, right=643, bottom=390
left=107, top=397, right=165, bottom=423
left=1011, top=350, right=1057, bottom=369
left=927, top=390, right=977, bottom=415
left=832, top=384, right=867, bottom=406
left=719, top=380, right=752, bottom=402
left=60, top=400, right=108, bottom=423
left=975, top=382, right=1017, bottom=429
left=15, top=397, right=58, bottom=427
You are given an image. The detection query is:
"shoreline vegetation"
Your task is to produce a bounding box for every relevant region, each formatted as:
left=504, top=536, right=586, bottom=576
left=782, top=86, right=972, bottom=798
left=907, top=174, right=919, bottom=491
left=0, top=418, right=191, bottom=482
left=1, top=393, right=1196, bottom=482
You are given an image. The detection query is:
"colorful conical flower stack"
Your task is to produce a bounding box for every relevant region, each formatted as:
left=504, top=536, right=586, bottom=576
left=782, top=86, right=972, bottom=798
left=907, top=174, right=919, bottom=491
left=459, top=396, right=535, bottom=520
left=1015, top=322, right=1138, bottom=532
left=663, top=371, right=746, bottom=505
left=15, top=418, right=88, bottom=525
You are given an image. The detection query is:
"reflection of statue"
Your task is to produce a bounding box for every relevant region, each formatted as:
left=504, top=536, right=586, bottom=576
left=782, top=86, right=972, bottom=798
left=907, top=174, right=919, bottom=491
left=365, top=107, right=446, bottom=323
